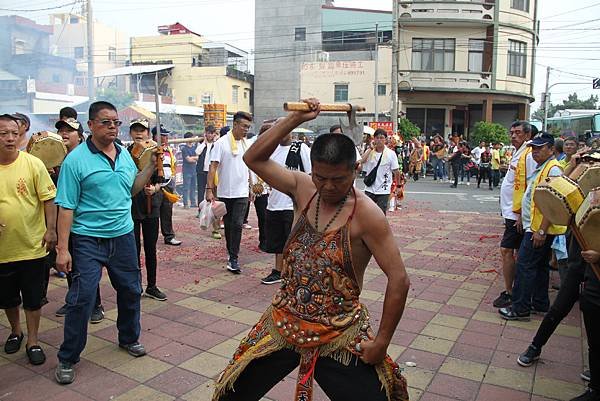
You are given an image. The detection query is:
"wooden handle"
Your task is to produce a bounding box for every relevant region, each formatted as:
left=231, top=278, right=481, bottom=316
left=570, top=222, right=600, bottom=281
left=284, top=102, right=366, bottom=112
left=167, top=137, right=205, bottom=145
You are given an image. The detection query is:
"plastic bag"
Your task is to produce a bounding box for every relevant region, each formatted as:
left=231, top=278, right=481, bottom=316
left=211, top=200, right=227, bottom=219
left=198, top=200, right=216, bottom=230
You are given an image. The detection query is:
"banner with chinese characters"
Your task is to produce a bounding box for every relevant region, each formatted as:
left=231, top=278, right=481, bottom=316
left=368, top=121, right=394, bottom=136
left=204, top=104, right=227, bottom=129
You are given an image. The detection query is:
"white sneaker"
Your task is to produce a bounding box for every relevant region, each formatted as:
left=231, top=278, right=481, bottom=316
left=466, top=182, right=471, bottom=186
left=243, top=223, right=252, bottom=229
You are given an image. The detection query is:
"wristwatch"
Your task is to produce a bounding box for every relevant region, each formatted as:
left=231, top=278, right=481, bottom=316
left=537, top=229, right=546, bottom=236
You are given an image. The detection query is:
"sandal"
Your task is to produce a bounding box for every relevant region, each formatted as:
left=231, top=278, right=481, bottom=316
left=26, top=345, right=46, bottom=365
left=4, top=333, right=24, bottom=354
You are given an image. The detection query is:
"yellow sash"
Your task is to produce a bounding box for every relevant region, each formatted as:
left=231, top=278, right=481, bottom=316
left=512, top=146, right=532, bottom=214
left=529, top=159, right=567, bottom=235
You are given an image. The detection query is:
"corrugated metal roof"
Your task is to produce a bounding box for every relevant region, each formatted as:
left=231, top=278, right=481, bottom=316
left=95, top=64, right=175, bottom=78
left=0, top=69, right=21, bottom=81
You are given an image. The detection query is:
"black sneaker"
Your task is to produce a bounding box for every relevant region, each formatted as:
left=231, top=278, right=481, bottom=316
left=570, top=388, right=600, bottom=401
left=26, top=345, right=46, bottom=365
left=119, top=342, right=146, bottom=357
left=517, top=345, right=541, bottom=367
left=261, top=270, right=282, bottom=285
left=493, top=291, right=512, bottom=308
left=499, top=306, right=530, bottom=321
left=56, top=304, right=68, bottom=317
left=227, top=259, right=242, bottom=275
left=55, top=361, right=75, bottom=385
left=90, top=305, right=104, bottom=324
left=145, top=286, right=167, bottom=301
left=582, top=370, right=591, bottom=382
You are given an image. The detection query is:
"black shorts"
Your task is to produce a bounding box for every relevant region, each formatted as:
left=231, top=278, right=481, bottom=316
left=500, top=218, right=524, bottom=249
left=265, top=210, right=294, bottom=254
left=0, top=257, right=47, bottom=311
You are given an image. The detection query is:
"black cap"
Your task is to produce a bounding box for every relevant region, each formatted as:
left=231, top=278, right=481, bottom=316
left=528, top=133, right=555, bottom=147
left=151, top=124, right=171, bottom=136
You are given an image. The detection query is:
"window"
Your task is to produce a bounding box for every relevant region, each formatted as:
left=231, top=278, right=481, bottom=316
left=511, top=0, right=529, bottom=12
left=108, top=46, right=116, bottom=62
left=295, top=27, right=306, bottom=42
left=508, top=40, right=527, bottom=77
left=411, top=39, right=455, bottom=71
left=232, top=85, right=239, bottom=104
left=14, top=39, right=26, bottom=55
left=377, top=84, right=386, bottom=96
left=74, top=46, right=84, bottom=59
left=334, top=84, right=348, bottom=102
left=468, top=39, right=485, bottom=72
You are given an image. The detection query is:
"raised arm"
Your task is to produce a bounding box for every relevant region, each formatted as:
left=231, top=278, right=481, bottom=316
left=243, top=99, right=321, bottom=197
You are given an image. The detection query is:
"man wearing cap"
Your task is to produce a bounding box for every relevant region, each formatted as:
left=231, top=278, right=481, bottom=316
left=12, top=112, right=30, bottom=150
left=53, top=118, right=105, bottom=323
left=54, top=101, right=156, bottom=384
left=129, top=119, right=167, bottom=301
left=499, top=133, right=566, bottom=321
left=153, top=125, right=182, bottom=246
left=180, top=132, right=198, bottom=209
left=0, top=113, right=57, bottom=366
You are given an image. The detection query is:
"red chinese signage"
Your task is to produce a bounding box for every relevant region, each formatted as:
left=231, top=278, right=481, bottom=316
left=368, top=121, right=394, bottom=136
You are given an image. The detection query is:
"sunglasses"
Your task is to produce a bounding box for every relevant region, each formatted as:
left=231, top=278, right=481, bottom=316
left=95, top=119, right=123, bottom=127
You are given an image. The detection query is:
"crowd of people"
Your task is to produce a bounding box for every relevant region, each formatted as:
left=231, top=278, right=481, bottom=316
left=1, top=99, right=599, bottom=401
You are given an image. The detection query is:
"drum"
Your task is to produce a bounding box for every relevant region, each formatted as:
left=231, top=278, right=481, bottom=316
left=130, top=139, right=158, bottom=170
left=26, top=131, right=67, bottom=169
left=575, top=189, right=600, bottom=253
left=533, top=175, right=585, bottom=226
left=569, top=162, right=600, bottom=197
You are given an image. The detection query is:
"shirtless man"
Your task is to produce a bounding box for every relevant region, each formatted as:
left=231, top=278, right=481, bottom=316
left=213, top=99, right=410, bottom=401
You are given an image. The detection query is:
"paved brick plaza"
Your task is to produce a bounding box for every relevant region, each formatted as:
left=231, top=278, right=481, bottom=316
left=0, top=202, right=587, bottom=401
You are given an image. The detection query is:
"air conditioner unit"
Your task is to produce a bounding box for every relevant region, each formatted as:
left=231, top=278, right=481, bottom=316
left=188, top=96, right=196, bottom=104
left=317, top=51, right=330, bottom=62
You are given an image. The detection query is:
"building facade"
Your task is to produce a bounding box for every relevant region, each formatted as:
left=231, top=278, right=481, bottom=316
left=129, top=23, right=253, bottom=115
left=397, top=0, right=537, bottom=137
left=255, top=0, right=537, bottom=137
left=49, top=12, right=129, bottom=89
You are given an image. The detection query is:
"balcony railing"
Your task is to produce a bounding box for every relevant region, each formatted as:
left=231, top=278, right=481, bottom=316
left=399, top=70, right=492, bottom=90
left=398, top=1, right=495, bottom=23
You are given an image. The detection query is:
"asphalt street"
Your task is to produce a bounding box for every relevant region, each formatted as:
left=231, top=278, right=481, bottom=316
left=355, top=175, right=501, bottom=214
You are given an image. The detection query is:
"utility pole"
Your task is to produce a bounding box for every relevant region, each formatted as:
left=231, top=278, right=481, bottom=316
left=542, top=66, right=551, bottom=131
left=391, top=1, right=399, bottom=133
left=86, top=0, right=95, bottom=101
left=154, top=72, right=161, bottom=131
left=374, top=23, right=379, bottom=123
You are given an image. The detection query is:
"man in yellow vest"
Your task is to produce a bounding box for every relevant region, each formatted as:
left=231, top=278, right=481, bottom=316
left=499, top=133, right=566, bottom=321
left=493, top=121, right=536, bottom=309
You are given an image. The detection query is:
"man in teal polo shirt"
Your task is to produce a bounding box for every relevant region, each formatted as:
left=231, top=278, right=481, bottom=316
left=54, top=101, right=156, bottom=385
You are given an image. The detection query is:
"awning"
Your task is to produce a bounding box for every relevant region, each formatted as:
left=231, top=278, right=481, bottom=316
left=95, top=64, right=175, bottom=78
left=0, top=68, right=21, bottom=81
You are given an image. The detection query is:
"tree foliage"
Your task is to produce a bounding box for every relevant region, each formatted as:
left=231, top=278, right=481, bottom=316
left=96, top=88, right=134, bottom=111
left=532, top=92, right=599, bottom=121
left=470, top=121, right=510, bottom=146
left=398, top=117, right=421, bottom=140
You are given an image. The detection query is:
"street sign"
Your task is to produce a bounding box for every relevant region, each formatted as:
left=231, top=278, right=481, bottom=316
left=594, top=78, right=600, bottom=89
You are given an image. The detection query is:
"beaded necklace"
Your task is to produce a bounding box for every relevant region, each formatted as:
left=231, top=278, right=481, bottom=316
left=314, top=190, right=349, bottom=233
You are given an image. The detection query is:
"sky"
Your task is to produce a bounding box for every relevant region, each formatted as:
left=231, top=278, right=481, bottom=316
left=3, top=0, right=600, bottom=114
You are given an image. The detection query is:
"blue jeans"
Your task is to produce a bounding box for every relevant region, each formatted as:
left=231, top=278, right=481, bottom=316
left=511, top=231, right=554, bottom=314
left=182, top=172, right=197, bottom=207
left=58, top=231, right=142, bottom=364
left=432, top=157, right=444, bottom=180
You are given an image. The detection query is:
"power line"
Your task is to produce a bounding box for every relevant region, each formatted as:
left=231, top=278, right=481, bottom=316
left=0, top=1, right=78, bottom=12
left=542, top=2, right=600, bottom=20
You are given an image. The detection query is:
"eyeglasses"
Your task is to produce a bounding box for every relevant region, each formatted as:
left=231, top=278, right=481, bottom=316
left=95, top=119, right=123, bottom=127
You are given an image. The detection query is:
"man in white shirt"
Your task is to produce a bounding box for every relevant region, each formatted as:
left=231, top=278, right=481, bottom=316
left=493, top=121, right=536, bottom=309
left=471, top=141, right=486, bottom=166
left=261, top=120, right=312, bottom=285
left=206, top=112, right=253, bottom=274
left=195, top=125, right=221, bottom=239
left=360, top=129, right=401, bottom=215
